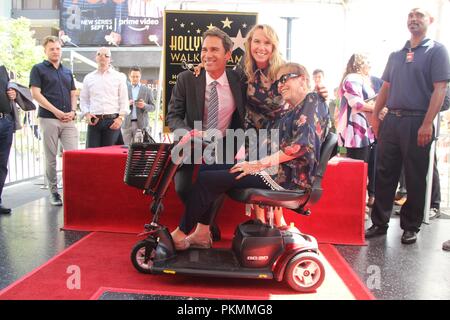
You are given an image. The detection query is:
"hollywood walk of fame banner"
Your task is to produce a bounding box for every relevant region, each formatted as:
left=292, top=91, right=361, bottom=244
left=163, top=10, right=258, bottom=130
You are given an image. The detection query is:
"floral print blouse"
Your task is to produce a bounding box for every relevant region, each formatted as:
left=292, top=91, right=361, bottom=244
left=233, top=65, right=286, bottom=130
left=258, top=93, right=330, bottom=191
left=337, top=73, right=375, bottom=148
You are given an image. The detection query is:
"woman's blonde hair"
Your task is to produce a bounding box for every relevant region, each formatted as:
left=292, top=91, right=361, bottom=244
left=243, top=24, right=284, bottom=83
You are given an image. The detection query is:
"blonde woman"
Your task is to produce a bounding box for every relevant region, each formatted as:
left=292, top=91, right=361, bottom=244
left=237, top=24, right=286, bottom=227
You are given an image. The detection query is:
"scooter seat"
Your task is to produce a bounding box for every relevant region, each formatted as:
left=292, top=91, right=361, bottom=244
left=227, top=188, right=309, bottom=210
left=226, top=132, right=338, bottom=215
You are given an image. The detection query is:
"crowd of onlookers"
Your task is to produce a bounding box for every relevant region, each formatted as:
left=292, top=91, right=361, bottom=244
left=1, top=7, right=449, bottom=251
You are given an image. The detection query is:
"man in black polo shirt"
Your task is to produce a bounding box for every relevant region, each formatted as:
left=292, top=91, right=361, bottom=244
left=30, top=36, right=79, bottom=206
left=0, top=65, right=17, bottom=214
left=366, top=8, right=450, bottom=244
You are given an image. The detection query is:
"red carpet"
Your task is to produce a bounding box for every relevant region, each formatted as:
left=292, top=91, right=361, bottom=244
left=0, top=232, right=374, bottom=300
left=63, top=147, right=367, bottom=245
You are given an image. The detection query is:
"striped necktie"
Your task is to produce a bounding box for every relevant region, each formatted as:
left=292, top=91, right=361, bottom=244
left=206, top=81, right=219, bottom=130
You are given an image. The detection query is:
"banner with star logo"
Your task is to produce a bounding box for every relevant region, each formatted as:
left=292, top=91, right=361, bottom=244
left=163, top=10, right=258, bottom=131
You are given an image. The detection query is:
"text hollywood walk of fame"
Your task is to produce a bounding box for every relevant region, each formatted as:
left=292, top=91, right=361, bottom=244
left=167, top=14, right=255, bottom=66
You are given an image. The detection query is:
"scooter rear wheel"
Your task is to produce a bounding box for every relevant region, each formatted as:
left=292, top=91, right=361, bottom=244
left=131, top=239, right=156, bottom=274
left=285, top=252, right=325, bottom=292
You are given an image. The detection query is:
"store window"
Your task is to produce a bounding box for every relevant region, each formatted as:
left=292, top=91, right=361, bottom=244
left=17, top=0, right=59, bottom=10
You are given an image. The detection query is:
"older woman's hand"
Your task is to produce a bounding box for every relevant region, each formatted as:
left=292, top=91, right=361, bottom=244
left=230, top=161, right=266, bottom=180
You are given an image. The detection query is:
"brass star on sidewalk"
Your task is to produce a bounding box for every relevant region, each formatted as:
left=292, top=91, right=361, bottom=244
left=221, top=17, right=233, bottom=29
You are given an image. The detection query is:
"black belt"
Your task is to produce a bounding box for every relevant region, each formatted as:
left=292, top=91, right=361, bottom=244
left=93, top=113, right=118, bottom=119
left=131, top=119, right=138, bottom=122
left=388, top=109, right=426, bottom=117
left=0, top=112, right=12, bottom=119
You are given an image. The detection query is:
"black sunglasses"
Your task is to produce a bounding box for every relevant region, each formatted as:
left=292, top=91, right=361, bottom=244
left=277, top=73, right=300, bottom=85
left=97, top=53, right=111, bottom=58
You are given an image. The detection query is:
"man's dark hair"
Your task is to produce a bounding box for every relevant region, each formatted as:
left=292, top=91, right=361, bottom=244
left=202, top=27, right=234, bottom=52
left=313, top=69, right=324, bottom=76
left=129, top=66, right=142, bottom=74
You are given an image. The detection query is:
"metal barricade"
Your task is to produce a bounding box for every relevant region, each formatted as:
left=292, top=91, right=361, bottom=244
left=5, top=110, right=88, bottom=186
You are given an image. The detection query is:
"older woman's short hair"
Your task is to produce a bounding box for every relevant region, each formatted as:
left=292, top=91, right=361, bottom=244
left=277, top=62, right=311, bottom=90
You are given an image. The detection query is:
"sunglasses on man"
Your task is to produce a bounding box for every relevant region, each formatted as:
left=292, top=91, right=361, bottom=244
left=277, top=73, right=300, bottom=85
left=96, top=53, right=111, bottom=58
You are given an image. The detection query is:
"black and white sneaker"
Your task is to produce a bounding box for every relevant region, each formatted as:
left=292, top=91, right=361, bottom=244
left=50, top=193, right=63, bottom=206
left=429, top=208, right=441, bottom=220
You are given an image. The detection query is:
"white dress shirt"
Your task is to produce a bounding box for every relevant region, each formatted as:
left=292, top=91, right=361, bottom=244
left=204, top=71, right=236, bottom=134
left=80, top=67, right=129, bottom=117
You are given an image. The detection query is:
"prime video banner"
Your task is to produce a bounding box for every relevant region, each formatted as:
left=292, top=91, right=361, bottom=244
left=59, top=0, right=164, bottom=47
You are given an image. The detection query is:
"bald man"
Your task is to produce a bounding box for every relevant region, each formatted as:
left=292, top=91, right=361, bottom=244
left=366, top=8, right=450, bottom=244
left=80, top=47, right=128, bottom=148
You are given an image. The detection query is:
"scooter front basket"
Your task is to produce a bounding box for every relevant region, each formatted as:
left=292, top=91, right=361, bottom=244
left=124, top=142, right=173, bottom=191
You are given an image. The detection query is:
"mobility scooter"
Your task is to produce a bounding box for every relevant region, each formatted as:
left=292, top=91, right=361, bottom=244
left=125, top=132, right=337, bottom=292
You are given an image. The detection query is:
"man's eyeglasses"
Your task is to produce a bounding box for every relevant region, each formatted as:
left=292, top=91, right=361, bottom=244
left=97, top=53, right=111, bottom=58
left=277, top=73, right=300, bottom=85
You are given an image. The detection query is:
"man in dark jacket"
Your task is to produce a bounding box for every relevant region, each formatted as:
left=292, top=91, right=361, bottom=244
left=121, top=66, right=155, bottom=144
left=0, top=65, right=17, bottom=214
left=166, top=28, right=245, bottom=239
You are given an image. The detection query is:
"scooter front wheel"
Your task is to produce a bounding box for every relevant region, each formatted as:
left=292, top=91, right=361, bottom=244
left=284, top=252, right=325, bottom=292
left=131, top=239, right=157, bottom=274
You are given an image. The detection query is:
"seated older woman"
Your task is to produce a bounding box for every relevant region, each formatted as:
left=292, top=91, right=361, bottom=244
left=171, top=62, right=330, bottom=250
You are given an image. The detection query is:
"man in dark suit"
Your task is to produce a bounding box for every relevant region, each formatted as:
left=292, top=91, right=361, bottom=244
left=166, top=27, right=245, bottom=240
left=0, top=65, right=17, bottom=214
left=121, top=66, right=155, bottom=144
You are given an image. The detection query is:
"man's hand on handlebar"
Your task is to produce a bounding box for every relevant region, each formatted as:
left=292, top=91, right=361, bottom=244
left=179, top=129, right=205, bottom=145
